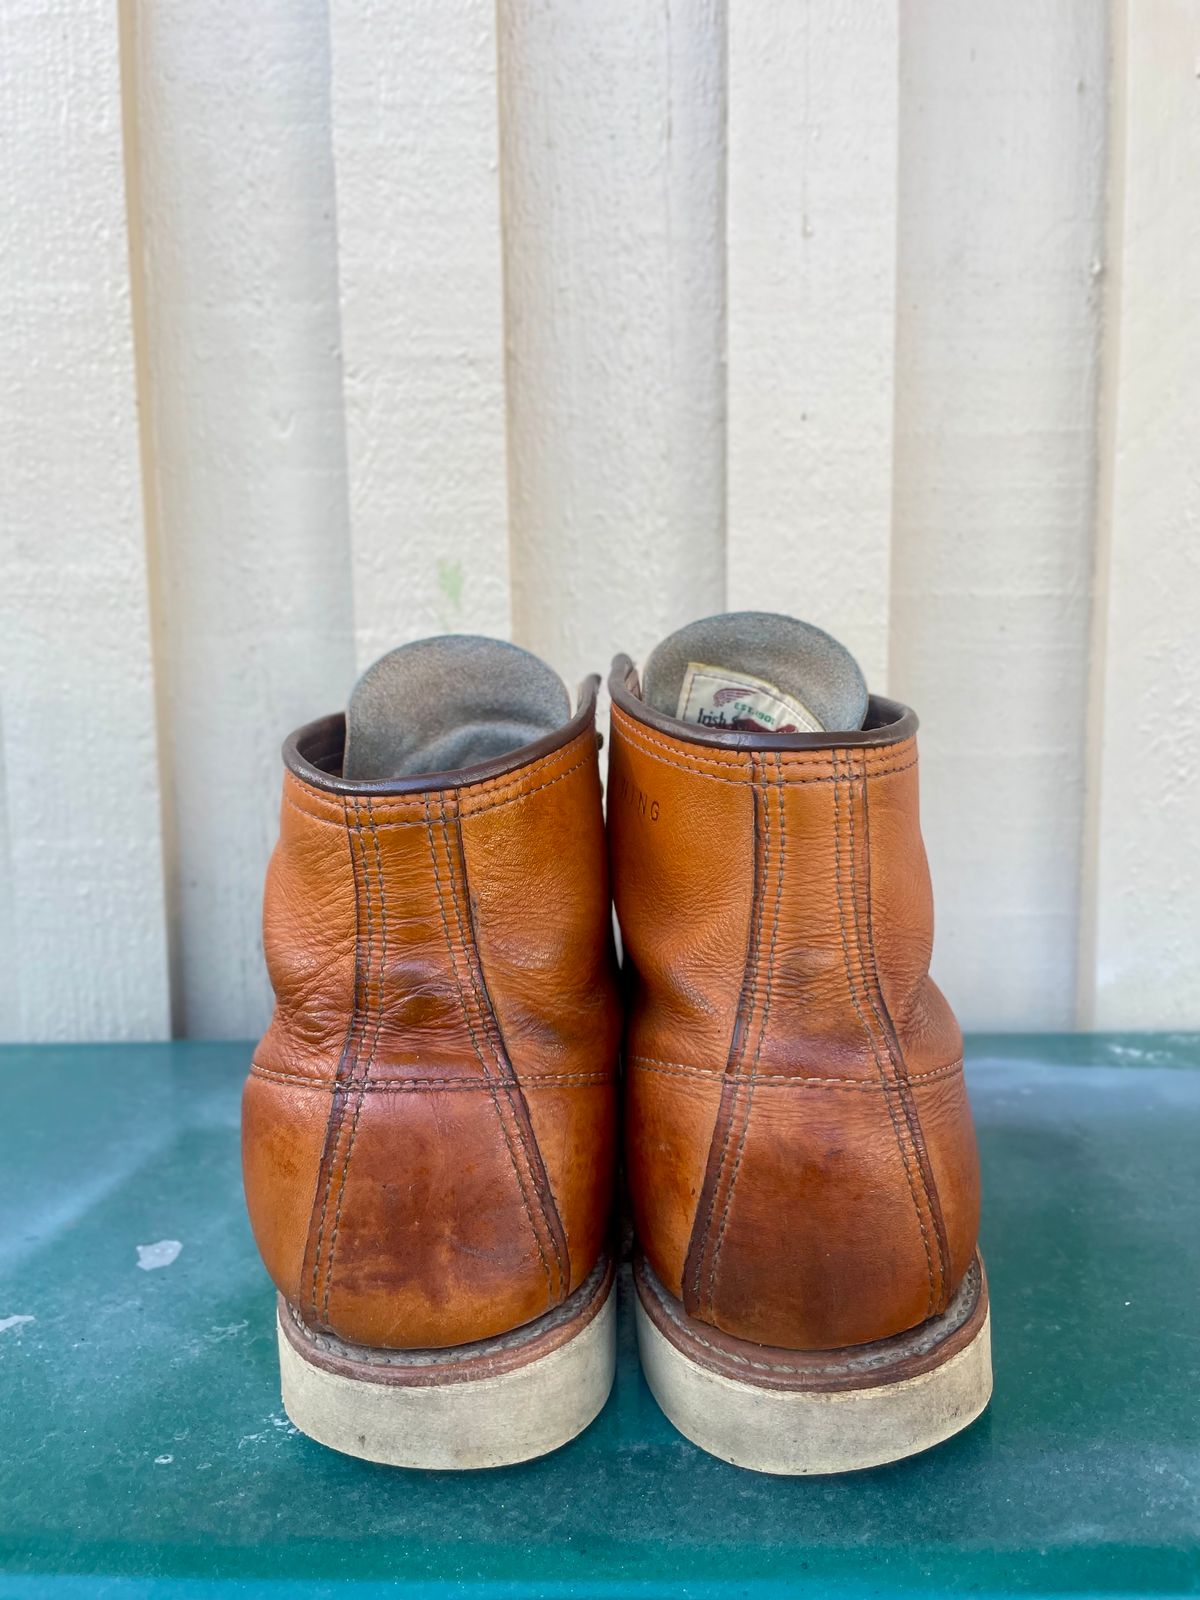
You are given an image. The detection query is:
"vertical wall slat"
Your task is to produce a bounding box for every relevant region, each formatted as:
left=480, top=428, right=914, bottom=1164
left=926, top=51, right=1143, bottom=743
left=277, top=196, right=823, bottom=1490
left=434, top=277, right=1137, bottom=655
left=132, top=0, right=356, bottom=1039
left=726, top=1, right=899, bottom=687
left=1, top=0, right=1196, bottom=1044
left=0, top=0, right=168, bottom=1039
left=1080, top=0, right=1200, bottom=1028
left=890, top=2, right=1108, bottom=1029
left=497, top=0, right=727, bottom=691
left=330, top=0, right=511, bottom=670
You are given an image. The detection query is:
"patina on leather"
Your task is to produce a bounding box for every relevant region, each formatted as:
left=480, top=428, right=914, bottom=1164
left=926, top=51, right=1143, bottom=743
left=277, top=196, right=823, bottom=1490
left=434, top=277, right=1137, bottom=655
left=242, top=676, right=619, bottom=1351
left=609, top=654, right=980, bottom=1351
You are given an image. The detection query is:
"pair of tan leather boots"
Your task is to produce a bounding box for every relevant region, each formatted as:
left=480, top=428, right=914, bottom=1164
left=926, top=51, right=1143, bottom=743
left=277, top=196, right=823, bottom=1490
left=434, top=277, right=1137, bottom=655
left=242, top=612, right=991, bottom=1475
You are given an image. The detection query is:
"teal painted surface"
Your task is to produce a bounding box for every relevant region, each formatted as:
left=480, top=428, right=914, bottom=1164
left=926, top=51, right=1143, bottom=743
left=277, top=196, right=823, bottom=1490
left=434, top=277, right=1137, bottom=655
left=0, top=1038, right=1197, bottom=1598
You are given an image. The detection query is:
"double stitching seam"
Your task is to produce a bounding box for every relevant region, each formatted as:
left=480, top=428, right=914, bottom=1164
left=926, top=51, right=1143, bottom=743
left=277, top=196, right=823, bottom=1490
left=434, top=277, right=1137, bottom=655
left=686, top=757, right=765, bottom=1306
left=611, top=707, right=749, bottom=768
left=281, top=743, right=593, bottom=832
left=457, top=750, right=591, bottom=820
left=689, top=753, right=771, bottom=1313
left=424, top=792, right=555, bottom=1296
left=612, top=723, right=917, bottom=789
left=856, top=750, right=951, bottom=1300
left=463, top=741, right=592, bottom=805
left=252, top=1065, right=615, bottom=1091
left=626, top=1055, right=964, bottom=1088
left=438, top=798, right=567, bottom=1292
left=307, top=797, right=373, bottom=1321
left=707, top=751, right=786, bottom=1306
left=832, top=749, right=936, bottom=1317
left=611, top=709, right=916, bottom=783
left=320, top=798, right=387, bottom=1323
left=465, top=727, right=591, bottom=796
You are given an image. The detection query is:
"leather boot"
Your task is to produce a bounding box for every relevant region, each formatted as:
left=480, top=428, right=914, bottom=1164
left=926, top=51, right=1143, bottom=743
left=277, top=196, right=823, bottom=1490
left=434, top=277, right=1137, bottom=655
left=608, top=613, right=991, bottom=1473
left=242, top=636, right=620, bottom=1467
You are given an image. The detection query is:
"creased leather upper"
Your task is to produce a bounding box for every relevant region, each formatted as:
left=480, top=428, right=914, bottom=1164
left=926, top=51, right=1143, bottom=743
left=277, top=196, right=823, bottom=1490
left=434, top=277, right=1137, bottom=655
left=609, top=667, right=980, bottom=1351
left=242, top=691, right=619, bottom=1350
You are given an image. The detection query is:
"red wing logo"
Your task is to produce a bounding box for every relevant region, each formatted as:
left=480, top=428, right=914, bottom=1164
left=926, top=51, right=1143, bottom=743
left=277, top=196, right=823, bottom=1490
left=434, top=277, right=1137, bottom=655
left=731, top=716, right=799, bottom=733
left=712, top=685, right=753, bottom=707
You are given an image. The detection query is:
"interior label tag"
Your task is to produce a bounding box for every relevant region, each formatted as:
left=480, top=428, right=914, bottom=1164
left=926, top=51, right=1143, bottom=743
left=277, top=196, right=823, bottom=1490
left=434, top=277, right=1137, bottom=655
left=676, top=662, right=824, bottom=734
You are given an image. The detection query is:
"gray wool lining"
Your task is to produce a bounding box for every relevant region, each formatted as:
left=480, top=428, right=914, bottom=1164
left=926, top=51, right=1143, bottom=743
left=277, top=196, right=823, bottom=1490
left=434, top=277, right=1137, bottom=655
left=343, top=635, right=571, bottom=781
left=641, top=611, right=868, bottom=733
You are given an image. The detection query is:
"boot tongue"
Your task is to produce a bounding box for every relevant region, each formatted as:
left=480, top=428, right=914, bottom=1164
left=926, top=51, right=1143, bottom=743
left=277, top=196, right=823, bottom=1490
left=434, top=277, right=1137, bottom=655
left=641, top=612, right=868, bottom=735
left=342, top=635, right=571, bottom=781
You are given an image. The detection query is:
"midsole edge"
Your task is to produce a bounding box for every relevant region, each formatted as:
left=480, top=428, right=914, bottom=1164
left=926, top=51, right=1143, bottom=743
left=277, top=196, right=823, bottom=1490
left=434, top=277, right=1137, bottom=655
left=280, top=1253, right=614, bottom=1388
left=634, top=1251, right=988, bottom=1394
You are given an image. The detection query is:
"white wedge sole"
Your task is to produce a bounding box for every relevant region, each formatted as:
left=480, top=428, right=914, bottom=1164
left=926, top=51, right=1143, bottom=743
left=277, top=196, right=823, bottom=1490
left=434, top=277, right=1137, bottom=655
left=635, top=1254, right=992, bottom=1475
left=278, top=1257, right=615, bottom=1469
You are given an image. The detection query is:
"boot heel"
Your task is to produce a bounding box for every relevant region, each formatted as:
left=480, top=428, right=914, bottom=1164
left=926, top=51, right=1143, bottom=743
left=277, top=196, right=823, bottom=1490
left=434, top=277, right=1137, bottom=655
left=278, top=1257, right=615, bottom=1469
left=634, top=1254, right=991, bottom=1475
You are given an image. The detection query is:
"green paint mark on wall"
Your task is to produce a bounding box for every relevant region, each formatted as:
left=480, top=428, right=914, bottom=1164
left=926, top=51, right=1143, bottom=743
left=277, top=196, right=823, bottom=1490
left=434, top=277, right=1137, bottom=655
left=436, top=559, right=464, bottom=631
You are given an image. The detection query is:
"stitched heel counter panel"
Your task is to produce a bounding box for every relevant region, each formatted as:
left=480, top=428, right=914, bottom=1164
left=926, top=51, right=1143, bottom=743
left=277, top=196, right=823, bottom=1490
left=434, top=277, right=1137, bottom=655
left=249, top=734, right=619, bottom=1349
left=611, top=706, right=979, bottom=1349
left=307, top=1087, right=567, bottom=1348
left=698, top=1079, right=953, bottom=1347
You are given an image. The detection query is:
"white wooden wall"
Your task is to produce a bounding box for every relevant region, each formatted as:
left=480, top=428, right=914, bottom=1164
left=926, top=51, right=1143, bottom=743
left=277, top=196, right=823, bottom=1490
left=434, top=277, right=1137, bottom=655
left=2, top=0, right=1197, bottom=1042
